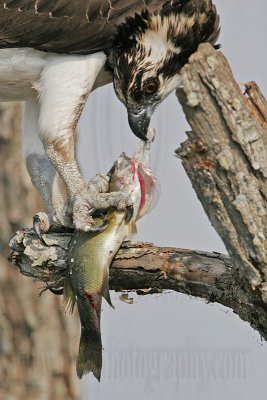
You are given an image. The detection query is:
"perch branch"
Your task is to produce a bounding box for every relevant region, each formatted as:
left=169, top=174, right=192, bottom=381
left=8, top=229, right=267, bottom=340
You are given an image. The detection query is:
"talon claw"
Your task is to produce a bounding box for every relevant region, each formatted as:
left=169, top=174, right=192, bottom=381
left=88, top=208, right=96, bottom=216
left=9, top=233, right=24, bottom=252
left=107, top=164, right=115, bottom=179
left=49, top=287, right=64, bottom=295
left=89, top=209, right=107, bottom=219
left=90, top=220, right=109, bottom=233
left=33, top=215, right=47, bottom=245
left=9, top=242, right=22, bottom=252
left=125, top=205, right=134, bottom=223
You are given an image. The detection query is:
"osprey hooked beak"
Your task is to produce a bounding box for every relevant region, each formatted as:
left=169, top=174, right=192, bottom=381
left=127, top=109, right=152, bottom=141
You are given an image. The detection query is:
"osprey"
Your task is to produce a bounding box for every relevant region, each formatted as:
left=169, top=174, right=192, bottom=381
left=0, top=0, right=219, bottom=232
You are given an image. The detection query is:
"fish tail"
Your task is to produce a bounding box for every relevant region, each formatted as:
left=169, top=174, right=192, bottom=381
left=76, top=292, right=103, bottom=380
left=76, top=326, right=102, bottom=381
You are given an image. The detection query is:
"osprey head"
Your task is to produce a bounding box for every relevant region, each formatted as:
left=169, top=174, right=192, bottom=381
left=112, top=0, right=220, bottom=140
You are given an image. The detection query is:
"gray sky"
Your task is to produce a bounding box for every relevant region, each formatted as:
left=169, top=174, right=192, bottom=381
left=77, top=1, right=267, bottom=398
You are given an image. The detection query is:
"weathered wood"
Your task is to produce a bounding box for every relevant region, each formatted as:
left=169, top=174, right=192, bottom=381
left=8, top=229, right=267, bottom=341
left=0, top=103, right=80, bottom=400
left=176, top=43, right=267, bottom=302
left=244, top=81, right=267, bottom=124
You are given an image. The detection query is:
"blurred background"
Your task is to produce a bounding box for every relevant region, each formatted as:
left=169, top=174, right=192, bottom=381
left=76, top=1, right=267, bottom=399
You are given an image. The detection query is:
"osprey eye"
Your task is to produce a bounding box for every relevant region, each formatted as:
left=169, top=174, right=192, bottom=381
left=143, top=78, right=159, bottom=95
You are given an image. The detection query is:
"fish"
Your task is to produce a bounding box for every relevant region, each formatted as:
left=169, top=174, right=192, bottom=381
left=63, top=130, right=159, bottom=381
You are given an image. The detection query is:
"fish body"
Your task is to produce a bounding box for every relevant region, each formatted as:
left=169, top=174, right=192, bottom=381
left=64, top=137, right=158, bottom=380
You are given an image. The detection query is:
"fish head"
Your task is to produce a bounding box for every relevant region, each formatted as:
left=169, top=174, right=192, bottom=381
left=108, top=152, right=135, bottom=192
left=109, top=140, right=159, bottom=221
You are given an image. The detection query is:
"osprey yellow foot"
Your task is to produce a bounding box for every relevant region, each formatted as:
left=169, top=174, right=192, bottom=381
left=72, top=175, right=133, bottom=232
left=32, top=173, right=133, bottom=236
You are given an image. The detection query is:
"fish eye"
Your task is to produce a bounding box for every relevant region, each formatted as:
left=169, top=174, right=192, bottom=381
left=143, top=78, right=159, bottom=95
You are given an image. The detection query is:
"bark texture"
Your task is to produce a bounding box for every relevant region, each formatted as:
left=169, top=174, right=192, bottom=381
left=176, top=43, right=267, bottom=302
left=9, top=231, right=267, bottom=340
left=0, top=103, right=80, bottom=400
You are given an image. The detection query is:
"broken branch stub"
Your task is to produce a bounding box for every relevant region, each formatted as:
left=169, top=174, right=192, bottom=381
left=176, top=43, right=267, bottom=302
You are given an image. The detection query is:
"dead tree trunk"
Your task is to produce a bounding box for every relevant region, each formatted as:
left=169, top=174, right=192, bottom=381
left=176, top=43, right=267, bottom=301
left=0, top=103, right=80, bottom=400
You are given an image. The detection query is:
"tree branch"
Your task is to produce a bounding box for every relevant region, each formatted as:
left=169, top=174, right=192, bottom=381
left=8, top=229, right=267, bottom=340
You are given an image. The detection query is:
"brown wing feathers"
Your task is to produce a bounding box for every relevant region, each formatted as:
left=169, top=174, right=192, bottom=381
left=0, top=1, right=219, bottom=54
left=0, top=1, right=167, bottom=53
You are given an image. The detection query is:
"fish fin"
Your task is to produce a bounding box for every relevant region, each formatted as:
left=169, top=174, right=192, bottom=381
left=63, top=272, right=76, bottom=314
left=102, top=270, right=114, bottom=309
left=76, top=326, right=102, bottom=381
left=126, top=220, right=137, bottom=238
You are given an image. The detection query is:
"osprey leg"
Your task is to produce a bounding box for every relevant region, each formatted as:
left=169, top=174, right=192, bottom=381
left=23, top=95, right=70, bottom=233
left=37, top=52, right=132, bottom=231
